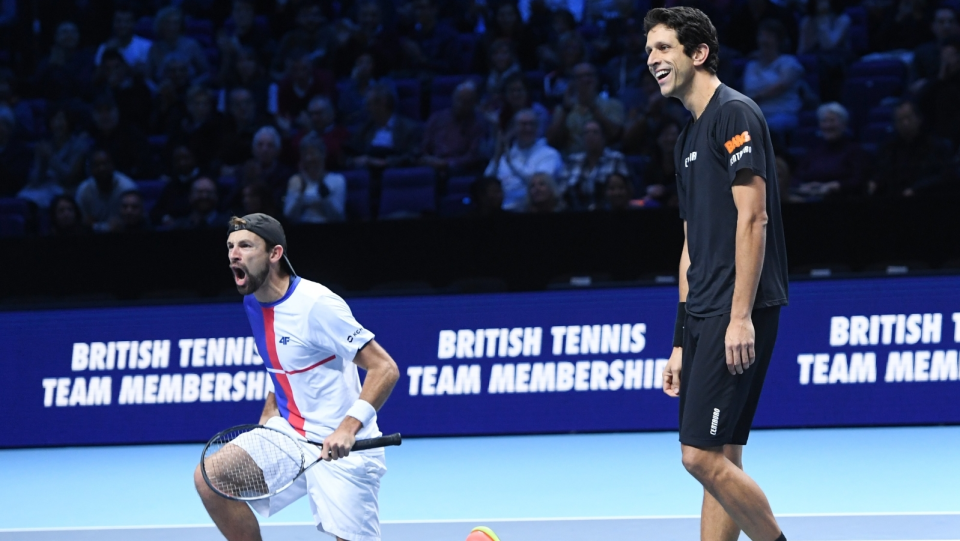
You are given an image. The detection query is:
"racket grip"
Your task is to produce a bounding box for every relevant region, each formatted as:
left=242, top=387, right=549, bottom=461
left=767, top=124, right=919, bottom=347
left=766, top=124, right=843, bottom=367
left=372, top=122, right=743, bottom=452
left=352, top=433, right=402, bottom=451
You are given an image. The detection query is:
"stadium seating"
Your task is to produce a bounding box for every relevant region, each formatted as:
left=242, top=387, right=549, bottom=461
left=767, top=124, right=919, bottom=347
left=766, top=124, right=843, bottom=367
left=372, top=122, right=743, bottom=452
left=840, top=76, right=904, bottom=134
left=379, top=167, right=436, bottom=219
left=394, top=78, right=422, bottom=121
left=342, top=169, right=371, bottom=221
left=0, top=215, right=25, bottom=237
left=446, top=175, right=476, bottom=198
left=429, top=75, right=483, bottom=115
left=136, top=180, right=166, bottom=215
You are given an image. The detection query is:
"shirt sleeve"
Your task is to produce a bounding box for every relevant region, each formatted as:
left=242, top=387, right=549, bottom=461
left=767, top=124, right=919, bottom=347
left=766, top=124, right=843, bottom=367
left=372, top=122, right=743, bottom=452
left=715, top=101, right=770, bottom=184
left=308, top=294, right=375, bottom=363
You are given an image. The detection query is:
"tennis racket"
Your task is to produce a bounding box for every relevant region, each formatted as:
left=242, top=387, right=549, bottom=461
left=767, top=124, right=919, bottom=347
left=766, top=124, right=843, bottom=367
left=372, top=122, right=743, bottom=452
left=200, top=424, right=401, bottom=501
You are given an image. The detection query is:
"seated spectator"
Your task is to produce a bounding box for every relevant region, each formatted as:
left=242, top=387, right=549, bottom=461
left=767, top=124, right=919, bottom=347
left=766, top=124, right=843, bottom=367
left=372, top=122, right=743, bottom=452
left=217, top=47, right=276, bottom=117
left=284, top=138, right=346, bottom=223
left=150, top=53, right=195, bottom=135
left=171, top=86, right=225, bottom=172
left=299, top=96, right=350, bottom=171
left=622, top=71, right=688, bottom=156
left=548, top=63, right=625, bottom=155
left=484, top=109, right=565, bottom=211
left=115, top=190, right=150, bottom=232
left=238, top=181, right=282, bottom=219
left=337, top=54, right=391, bottom=131
left=216, top=0, right=275, bottom=70
left=146, top=6, right=209, bottom=87
left=95, top=4, right=152, bottom=75
left=18, top=108, right=91, bottom=207
left=798, top=0, right=852, bottom=101
left=419, top=81, right=486, bottom=175
left=871, top=100, right=954, bottom=197
left=173, top=177, right=232, bottom=229
left=400, top=0, right=460, bottom=75
left=334, top=0, right=403, bottom=79
left=218, top=88, right=272, bottom=174
left=604, top=172, right=637, bottom=212
left=93, top=49, right=153, bottom=132
left=473, top=2, right=539, bottom=72
left=469, top=176, right=505, bottom=216
left=484, top=39, right=522, bottom=97
left=250, top=126, right=295, bottom=195
left=0, top=106, right=31, bottom=197
left=725, top=0, right=799, bottom=56
left=794, top=103, right=867, bottom=198
left=346, top=82, right=421, bottom=169
left=75, top=149, right=138, bottom=231
left=644, top=120, right=682, bottom=207
left=488, top=72, right=550, bottom=140
left=603, top=18, right=649, bottom=111
left=918, top=37, right=960, bottom=149
left=913, top=6, right=959, bottom=82
left=151, top=145, right=202, bottom=226
left=276, top=52, right=337, bottom=130
left=89, top=95, right=148, bottom=179
left=563, top=120, right=629, bottom=211
left=542, top=34, right=587, bottom=108
left=877, top=0, right=935, bottom=52
left=33, top=21, right=94, bottom=102
left=272, top=0, right=338, bottom=76
left=743, top=19, right=804, bottom=140
left=523, top=171, right=565, bottom=213
left=48, top=194, right=89, bottom=236
left=538, top=9, right=580, bottom=73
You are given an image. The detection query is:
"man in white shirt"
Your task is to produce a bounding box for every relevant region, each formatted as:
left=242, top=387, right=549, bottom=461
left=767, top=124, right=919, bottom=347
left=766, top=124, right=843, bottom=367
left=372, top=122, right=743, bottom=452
left=95, top=5, right=152, bottom=75
left=75, top=149, right=138, bottom=232
left=195, top=213, right=400, bottom=541
left=484, top=109, right=565, bottom=210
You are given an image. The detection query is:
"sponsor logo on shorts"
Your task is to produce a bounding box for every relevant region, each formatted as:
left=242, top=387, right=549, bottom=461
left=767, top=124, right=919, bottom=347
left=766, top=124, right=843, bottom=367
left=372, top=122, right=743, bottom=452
left=723, top=131, right=751, bottom=154
left=710, top=408, right=720, bottom=436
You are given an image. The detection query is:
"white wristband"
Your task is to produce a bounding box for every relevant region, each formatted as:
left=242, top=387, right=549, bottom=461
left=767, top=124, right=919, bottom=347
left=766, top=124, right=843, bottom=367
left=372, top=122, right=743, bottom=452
left=345, top=399, right=377, bottom=428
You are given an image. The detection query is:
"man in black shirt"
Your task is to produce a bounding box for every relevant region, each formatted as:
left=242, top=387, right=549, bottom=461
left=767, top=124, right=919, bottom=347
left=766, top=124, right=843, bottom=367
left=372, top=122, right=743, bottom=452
left=645, top=7, right=789, bottom=541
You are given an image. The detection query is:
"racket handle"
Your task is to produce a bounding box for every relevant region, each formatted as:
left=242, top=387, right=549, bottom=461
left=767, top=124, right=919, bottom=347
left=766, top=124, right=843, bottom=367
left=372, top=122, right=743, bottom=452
left=352, top=433, right=402, bottom=451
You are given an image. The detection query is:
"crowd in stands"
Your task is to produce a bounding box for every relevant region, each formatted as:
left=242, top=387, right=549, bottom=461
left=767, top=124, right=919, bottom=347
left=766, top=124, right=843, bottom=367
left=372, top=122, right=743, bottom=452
left=1, top=0, right=959, bottom=237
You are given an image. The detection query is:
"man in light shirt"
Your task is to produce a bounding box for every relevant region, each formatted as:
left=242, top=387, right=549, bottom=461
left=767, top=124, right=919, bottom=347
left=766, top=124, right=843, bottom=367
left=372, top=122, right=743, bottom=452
left=484, top=109, right=565, bottom=210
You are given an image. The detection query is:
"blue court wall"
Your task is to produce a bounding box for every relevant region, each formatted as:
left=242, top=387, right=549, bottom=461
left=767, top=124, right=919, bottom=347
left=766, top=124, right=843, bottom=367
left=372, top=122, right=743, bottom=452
left=2, top=275, right=959, bottom=448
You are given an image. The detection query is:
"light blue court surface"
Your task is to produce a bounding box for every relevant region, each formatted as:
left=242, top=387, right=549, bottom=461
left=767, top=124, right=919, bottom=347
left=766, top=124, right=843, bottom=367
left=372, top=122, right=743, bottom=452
left=1, top=426, right=958, bottom=540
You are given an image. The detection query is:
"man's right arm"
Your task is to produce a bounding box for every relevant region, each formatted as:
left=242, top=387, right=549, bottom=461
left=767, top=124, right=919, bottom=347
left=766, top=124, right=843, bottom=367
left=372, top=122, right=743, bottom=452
left=259, top=392, right=280, bottom=425
left=663, top=222, right=689, bottom=397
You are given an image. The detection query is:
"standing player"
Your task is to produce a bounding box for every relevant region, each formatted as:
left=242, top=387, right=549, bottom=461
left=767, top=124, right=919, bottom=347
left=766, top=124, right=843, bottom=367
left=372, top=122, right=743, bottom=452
left=646, top=7, right=790, bottom=541
left=194, top=213, right=400, bottom=541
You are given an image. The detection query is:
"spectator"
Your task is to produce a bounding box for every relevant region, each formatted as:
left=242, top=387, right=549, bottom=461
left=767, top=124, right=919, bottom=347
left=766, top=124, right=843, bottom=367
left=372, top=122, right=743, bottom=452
left=33, top=21, right=94, bottom=102
left=469, top=176, right=505, bottom=216
left=95, top=4, right=152, bottom=75
left=603, top=172, right=635, bottom=212
left=539, top=9, right=580, bottom=72
left=115, top=190, right=150, bottom=232
left=18, top=108, right=91, bottom=207
left=218, top=46, right=276, bottom=116
left=238, top=180, right=281, bottom=218
left=622, top=70, right=688, bottom=156
left=146, top=7, right=209, bottom=86
left=337, top=53, right=391, bottom=131
left=299, top=95, right=350, bottom=171
left=474, top=2, right=539, bottom=72
left=523, top=171, right=565, bottom=213
left=93, top=48, right=153, bottom=132
left=918, top=37, right=960, bottom=149
left=548, top=63, right=625, bottom=155
left=913, top=6, right=959, bottom=82
left=151, top=145, right=202, bottom=226
left=872, top=100, right=954, bottom=196
left=250, top=126, right=294, bottom=195
left=276, top=52, right=337, bottom=127
left=484, top=39, right=522, bottom=97
left=272, top=0, right=338, bottom=76
left=725, top=0, right=800, bottom=56
left=216, top=0, right=275, bottom=70
left=218, top=88, right=272, bottom=174
left=542, top=34, right=587, bottom=108
left=89, top=95, right=148, bottom=178
left=489, top=72, right=550, bottom=140
left=643, top=120, right=682, bottom=208
left=798, top=0, right=852, bottom=101
left=794, top=103, right=867, bottom=198
left=0, top=105, right=31, bottom=197
left=75, top=149, right=138, bottom=231
left=877, top=0, right=935, bottom=52
left=150, top=53, right=194, bottom=136
left=173, top=177, right=231, bottom=230
left=743, top=19, right=805, bottom=140
left=563, top=120, right=629, bottom=211
left=603, top=18, right=649, bottom=111
left=284, top=138, right=346, bottom=223
left=401, top=0, right=460, bottom=75
left=334, top=0, right=403, bottom=79
left=48, top=194, right=89, bottom=235
left=484, top=108, right=564, bottom=211
left=420, top=81, right=486, bottom=175
left=347, top=82, right=421, bottom=169
left=171, top=86, right=225, bottom=172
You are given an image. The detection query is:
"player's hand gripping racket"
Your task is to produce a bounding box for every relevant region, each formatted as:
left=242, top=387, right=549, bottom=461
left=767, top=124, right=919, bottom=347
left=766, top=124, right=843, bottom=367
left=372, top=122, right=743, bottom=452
left=200, top=424, right=401, bottom=501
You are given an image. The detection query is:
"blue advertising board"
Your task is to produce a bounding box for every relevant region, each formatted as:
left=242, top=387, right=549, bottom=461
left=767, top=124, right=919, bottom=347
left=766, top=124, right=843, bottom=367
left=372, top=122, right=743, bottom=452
left=2, top=275, right=959, bottom=448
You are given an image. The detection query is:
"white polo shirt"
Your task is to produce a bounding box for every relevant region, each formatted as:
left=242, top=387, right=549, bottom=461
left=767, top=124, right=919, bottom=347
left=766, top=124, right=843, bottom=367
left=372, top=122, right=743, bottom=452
left=243, top=277, right=380, bottom=442
left=484, top=138, right=565, bottom=210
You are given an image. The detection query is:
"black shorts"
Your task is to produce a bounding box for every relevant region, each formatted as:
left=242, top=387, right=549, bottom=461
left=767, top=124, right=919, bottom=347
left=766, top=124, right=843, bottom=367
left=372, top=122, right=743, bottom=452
left=679, top=306, right=781, bottom=448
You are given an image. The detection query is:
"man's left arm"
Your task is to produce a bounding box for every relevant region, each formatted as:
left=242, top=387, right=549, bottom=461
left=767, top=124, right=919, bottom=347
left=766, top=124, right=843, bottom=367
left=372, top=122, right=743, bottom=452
left=323, top=339, right=400, bottom=460
left=727, top=170, right=768, bottom=376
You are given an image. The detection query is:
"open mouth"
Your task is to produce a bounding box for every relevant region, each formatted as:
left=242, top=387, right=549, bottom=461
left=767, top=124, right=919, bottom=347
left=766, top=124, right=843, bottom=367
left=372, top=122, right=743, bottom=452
left=232, top=266, right=248, bottom=287
left=655, top=69, right=670, bottom=82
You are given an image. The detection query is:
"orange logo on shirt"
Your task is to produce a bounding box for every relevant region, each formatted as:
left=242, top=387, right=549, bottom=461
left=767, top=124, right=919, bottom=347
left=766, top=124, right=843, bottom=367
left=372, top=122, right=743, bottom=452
left=723, top=131, right=751, bottom=154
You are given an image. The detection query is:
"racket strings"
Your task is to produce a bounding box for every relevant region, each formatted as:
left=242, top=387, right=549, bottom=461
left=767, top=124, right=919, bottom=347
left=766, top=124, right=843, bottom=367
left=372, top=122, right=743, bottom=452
left=203, top=427, right=303, bottom=499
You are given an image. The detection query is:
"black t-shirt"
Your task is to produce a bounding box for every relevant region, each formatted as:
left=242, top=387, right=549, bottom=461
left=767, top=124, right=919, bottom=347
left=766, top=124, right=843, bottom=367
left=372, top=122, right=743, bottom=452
left=675, top=84, right=789, bottom=317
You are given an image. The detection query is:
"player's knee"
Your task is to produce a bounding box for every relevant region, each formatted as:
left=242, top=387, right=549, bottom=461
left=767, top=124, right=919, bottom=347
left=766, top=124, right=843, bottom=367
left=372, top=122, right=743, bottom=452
left=680, top=446, right=712, bottom=480
left=194, top=464, right=212, bottom=497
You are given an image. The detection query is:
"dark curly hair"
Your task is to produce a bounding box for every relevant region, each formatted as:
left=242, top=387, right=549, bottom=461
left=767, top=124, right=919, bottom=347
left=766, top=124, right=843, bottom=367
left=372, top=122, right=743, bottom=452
left=643, top=7, right=720, bottom=75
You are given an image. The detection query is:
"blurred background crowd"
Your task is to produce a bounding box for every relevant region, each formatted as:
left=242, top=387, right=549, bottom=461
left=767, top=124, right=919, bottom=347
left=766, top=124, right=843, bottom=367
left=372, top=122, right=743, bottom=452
left=0, top=0, right=958, bottom=236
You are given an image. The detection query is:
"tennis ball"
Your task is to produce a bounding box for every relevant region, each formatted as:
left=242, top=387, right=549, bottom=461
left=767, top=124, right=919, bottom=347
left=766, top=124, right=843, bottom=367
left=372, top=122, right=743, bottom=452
left=465, top=526, right=501, bottom=541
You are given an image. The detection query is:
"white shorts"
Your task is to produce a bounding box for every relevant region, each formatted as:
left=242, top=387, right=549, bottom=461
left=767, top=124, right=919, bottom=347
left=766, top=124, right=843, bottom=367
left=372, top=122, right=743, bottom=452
left=231, top=416, right=387, bottom=541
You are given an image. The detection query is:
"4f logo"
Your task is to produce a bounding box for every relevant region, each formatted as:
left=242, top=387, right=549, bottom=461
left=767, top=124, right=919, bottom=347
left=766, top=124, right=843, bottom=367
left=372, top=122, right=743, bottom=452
left=278, top=336, right=291, bottom=345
